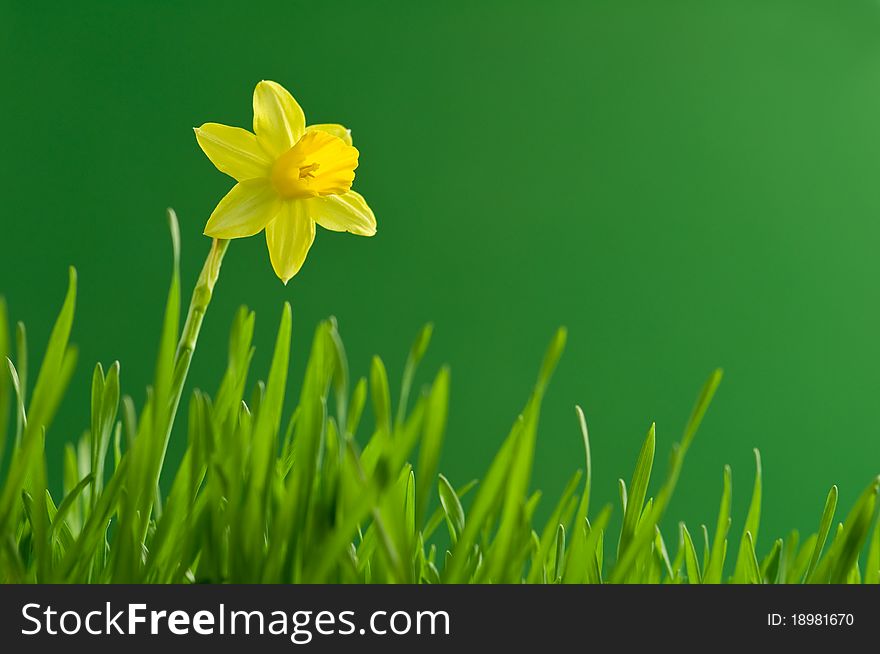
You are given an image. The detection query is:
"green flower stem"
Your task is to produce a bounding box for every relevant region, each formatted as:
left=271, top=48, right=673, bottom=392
left=131, top=235, right=229, bottom=559
left=170, top=237, right=229, bottom=421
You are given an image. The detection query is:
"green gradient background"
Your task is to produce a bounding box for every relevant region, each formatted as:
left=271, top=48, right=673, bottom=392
left=2, top=0, right=880, bottom=550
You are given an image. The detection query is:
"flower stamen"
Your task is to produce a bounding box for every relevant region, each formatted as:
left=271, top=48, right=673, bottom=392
left=299, top=162, right=320, bottom=179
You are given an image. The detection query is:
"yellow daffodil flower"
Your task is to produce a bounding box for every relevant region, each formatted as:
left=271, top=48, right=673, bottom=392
left=195, top=80, right=376, bottom=284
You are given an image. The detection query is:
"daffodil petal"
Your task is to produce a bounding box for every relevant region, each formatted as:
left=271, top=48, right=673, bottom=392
left=253, top=80, right=306, bottom=158
left=204, top=179, right=280, bottom=239
left=309, top=190, right=376, bottom=236
left=266, top=201, right=316, bottom=284
left=306, top=123, right=353, bottom=146
left=194, top=123, right=272, bottom=181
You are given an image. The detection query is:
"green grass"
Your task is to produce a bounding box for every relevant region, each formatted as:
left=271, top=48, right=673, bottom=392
left=1, top=212, right=878, bottom=584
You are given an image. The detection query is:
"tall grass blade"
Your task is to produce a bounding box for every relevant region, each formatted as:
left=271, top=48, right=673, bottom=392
left=415, top=367, right=449, bottom=524
left=705, top=465, right=732, bottom=583
left=680, top=523, right=701, bottom=584
left=805, top=485, right=838, bottom=582
left=732, top=449, right=761, bottom=583
left=618, top=423, right=655, bottom=558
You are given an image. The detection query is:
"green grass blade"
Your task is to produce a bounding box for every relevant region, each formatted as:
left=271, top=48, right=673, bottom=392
left=326, top=316, right=350, bottom=432
left=370, top=355, right=392, bottom=438
left=60, top=455, right=129, bottom=582
left=705, top=465, right=732, bottom=583
left=700, top=524, right=710, bottom=578
left=5, top=359, right=26, bottom=448
left=306, top=460, right=382, bottom=582
left=561, top=406, right=594, bottom=580
left=438, top=473, right=465, bottom=544
left=618, top=422, right=655, bottom=558
left=680, top=369, right=723, bottom=454
left=760, top=538, right=783, bottom=584
left=732, top=449, right=762, bottom=583
left=444, top=416, right=518, bottom=583
left=13, top=322, right=28, bottom=449
left=346, top=377, right=368, bottom=438
left=805, top=485, right=838, bottom=582
left=422, top=479, right=477, bottom=542
left=866, top=514, right=880, bottom=585
left=263, top=309, right=330, bottom=582
left=553, top=524, right=565, bottom=582
left=574, top=405, right=592, bottom=520
left=562, top=504, right=612, bottom=584
left=786, top=533, right=816, bottom=583
left=680, top=523, right=701, bottom=584
left=527, top=470, right=581, bottom=584
left=743, top=532, right=762, bottom=584
left=212, top=306, right=255, bottom=429
left=90, top=361, right=119, bottom=501
left=113, top=217, right=181, bottom=579
left=48, top=473, right=94, bottom=547
left=250, top=302, right=292, bottom=500
left=395, top=323, right=433, bottom=430
left=24, top=267, right=77, bottom=433
left=654, top=526, right=674, bottom=581
left=483, top=328, right=566, bottom=583
left=0, top=298, right=9, bottom=468
left=415, top=367, right=450, bottom=524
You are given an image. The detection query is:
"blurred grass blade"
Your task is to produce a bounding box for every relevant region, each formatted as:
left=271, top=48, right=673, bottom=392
left=396, top=323, right=433, bottom=430
left=370, top=356, right=392, bottom=438
left=415, top=367, right=450, bottom=524
left=0, top=299, right=9, bottom=468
